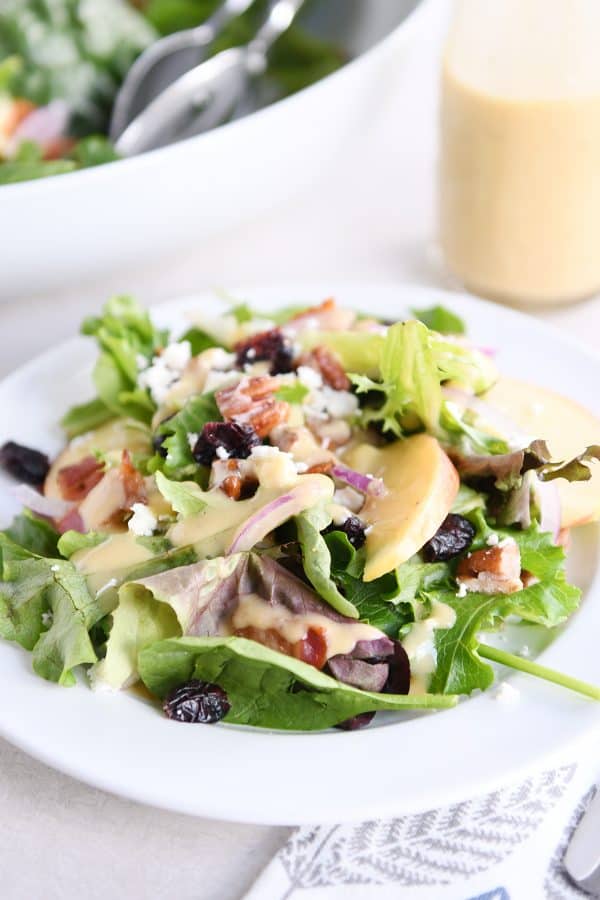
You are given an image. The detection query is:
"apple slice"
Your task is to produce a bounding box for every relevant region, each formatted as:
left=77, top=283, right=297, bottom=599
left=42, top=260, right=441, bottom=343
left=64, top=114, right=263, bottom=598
left=345, top=434, right=459, bottom=581
left=483, top=377, right=600, bottom=528
left=44, top=418, right=152, bottom=500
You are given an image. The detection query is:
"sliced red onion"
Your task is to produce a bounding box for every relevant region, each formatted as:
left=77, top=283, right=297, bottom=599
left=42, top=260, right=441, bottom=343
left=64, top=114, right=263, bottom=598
left=331, top=464, right=386, bottom=497
left=442, top=386, right=531, bottom=448
left=227, top=480, right=330, bottom=554
left=11, top=484, right=73, bottom=519
left=534, top=479, right=562, bottom=542
left=9, top=100, right=70, bottom=155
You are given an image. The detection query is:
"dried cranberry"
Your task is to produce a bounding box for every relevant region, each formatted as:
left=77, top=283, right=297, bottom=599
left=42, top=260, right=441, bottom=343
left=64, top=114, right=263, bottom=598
left=0, top=441, right=50, bottom=486
left=335, top=711, right=376, bottom=731
left=235, top=329, right=294, bottom=375
left=383, top=641, right=411, bottom=695
left=192, top=421, right=260, bottom=465
left=323, top=516, right=366, bottom=549
left=163, top=680, right=230, bottom=724
left=422, top=513, right=475, bottom=562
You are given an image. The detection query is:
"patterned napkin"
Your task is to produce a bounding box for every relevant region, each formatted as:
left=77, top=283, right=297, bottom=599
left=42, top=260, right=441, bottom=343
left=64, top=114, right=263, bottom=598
left=245, top=761, right=598, bottom=900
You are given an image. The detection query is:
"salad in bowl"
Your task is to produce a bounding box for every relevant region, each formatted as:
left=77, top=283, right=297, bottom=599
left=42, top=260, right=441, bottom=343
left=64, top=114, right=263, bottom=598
left=1, top=294, right=599, bottom=732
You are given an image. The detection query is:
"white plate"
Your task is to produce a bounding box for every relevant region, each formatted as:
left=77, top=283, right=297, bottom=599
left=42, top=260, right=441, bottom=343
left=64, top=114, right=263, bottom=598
left=0, top=284, right=599, bottom=826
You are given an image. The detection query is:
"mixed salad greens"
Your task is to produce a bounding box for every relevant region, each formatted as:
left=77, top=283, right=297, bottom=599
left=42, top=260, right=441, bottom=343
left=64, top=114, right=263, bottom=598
left=0, top=0, right=344, bottom=185
left=1, top=294, right=599, bottom=731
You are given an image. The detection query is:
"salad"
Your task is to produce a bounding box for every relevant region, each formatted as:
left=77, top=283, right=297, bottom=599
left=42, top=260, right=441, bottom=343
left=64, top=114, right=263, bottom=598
left=0, top=0, right=344, bottom=185
left=1, top=294, right=599, bottom=732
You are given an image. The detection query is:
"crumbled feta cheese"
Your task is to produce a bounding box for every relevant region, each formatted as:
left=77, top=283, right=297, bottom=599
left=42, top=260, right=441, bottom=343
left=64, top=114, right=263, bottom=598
left=138, top=359, right=177, bottom=404
left=202, top=369, right=241, bottom=395
left=456, top=581, right=468, bottom=598
left=493, top=682, right=520, bottom=705
left=162, top=340, right=191, bottom=371
left=41, top=611, right=53, bottom=627
left=245, top=347, right=256, bottom=360
left=215, top=446, right=230, bottom=460
left=297, top=365, right=323, bottom=390
left=128, top=503, right=157, bottom=537
left=333, top=486, right=364, bottom=513
left=138, top=341, right=193, bottom=404
left=321, top=387, right=359, bottom=419
left=187, top=432, right=199, bottom=450
left=498, top=536, right=516, bottom=549
left=250, top=445, right=282, bottom=459
left=486, top=532, right=499, bottom=546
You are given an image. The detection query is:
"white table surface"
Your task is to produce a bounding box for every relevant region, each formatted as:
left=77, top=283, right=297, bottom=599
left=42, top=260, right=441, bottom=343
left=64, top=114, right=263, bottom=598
left=2, top=3, right=600, bottom=898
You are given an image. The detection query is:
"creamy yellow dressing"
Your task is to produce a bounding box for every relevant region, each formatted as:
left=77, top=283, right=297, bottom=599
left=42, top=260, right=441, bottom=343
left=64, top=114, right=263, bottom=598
left=440, top=0, right=600, bottom=305
left=230, top=593, right=383, bottom=658
left=73, top=532, right=155, bottom=594
left=402, top=599, right=457, bottom=695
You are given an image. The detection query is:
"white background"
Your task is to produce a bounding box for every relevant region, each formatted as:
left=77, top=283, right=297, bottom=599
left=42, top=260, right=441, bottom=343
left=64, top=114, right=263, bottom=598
left=1, top=2, right=600, bottom=898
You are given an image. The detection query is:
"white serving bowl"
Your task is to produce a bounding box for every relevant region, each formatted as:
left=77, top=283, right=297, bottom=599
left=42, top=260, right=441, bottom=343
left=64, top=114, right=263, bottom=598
left=0, top=0, right=432, bottom=299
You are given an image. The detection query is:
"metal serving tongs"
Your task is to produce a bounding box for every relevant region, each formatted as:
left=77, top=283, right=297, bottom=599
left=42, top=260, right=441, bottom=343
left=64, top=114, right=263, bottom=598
left=111, top=0, right=306, bottom=157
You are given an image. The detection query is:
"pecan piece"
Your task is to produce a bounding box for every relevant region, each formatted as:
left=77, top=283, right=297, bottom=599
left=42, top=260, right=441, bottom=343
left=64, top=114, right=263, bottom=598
left=456, top=538, right=523, bottom=595
left=305, top=346, right=350, bottom=391
left=216, top=376, right=289, bottom=438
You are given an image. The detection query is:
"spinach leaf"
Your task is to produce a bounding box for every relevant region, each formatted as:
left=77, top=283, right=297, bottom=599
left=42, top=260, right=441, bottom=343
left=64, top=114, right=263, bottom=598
left=411, top=304, right=465, bottom=335
left=139, top=635, right=456, bottom=729
left=179, top=327, right=223, bottom=356
left=430, top=527, right=581, bottom=695
left=60, top=397, right=114, bottom=439
left=4, top=511, right=59, bottom=557
left=295, top=509, right=359, bottom=618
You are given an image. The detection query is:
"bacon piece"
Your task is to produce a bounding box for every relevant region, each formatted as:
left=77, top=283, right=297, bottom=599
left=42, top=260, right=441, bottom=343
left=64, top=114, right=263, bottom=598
left=456, top=538, right=523, bottom=595
left=216, top=376, right=289, bottom=438
left=233, top=625, right=328, bottom=669
left=304, top=346, right=350, bottom=391
left=57, top=456, right=104, bottom=501
left=285, top=298, right=356, bottom=335
left=120, top=450, right=146, bottom=506
left=56, top=507, right=85, bottom=535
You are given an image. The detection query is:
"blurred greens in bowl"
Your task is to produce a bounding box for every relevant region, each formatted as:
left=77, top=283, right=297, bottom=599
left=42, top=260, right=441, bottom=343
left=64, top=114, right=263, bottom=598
left=0, top=0, right=346, bottom=185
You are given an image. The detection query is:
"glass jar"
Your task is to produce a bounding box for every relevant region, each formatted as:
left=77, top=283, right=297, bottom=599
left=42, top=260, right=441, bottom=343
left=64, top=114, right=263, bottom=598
left=439, top=0, right=600, bottom=307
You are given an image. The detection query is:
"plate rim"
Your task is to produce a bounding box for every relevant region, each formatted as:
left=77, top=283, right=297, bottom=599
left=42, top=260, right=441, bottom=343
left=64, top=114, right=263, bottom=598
left=0, top=281, right=599, bottom=825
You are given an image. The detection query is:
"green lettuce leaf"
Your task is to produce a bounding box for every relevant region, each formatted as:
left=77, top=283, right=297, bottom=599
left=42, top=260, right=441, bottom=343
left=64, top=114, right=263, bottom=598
left=411, top=304, right=466, bottom=335
left=57, top=530, right=108, bottom=559
left=155, top=471, right=207, bottom=517
left=138, top=635, right=457, bottom=729
left=61, top=296, right=168, bottom=431
left=4, top=511, right=59, bottom=558
left=32, top=560, right=101, bottom=685
left=295, top=509, right=359, bottom=619
left=150, top=392, right=220, bottom=478
left=179, top=327, right=223, bottom=356
left=430, top=526, right=580, bottom=695
left=60, top=397, right=114, bottom=439
left=275, top=383, right=309, bottom=404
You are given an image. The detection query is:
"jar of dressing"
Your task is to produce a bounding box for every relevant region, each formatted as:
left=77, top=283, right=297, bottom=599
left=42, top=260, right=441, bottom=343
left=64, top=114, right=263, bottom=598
left=440, top=0, right=600, bottom=307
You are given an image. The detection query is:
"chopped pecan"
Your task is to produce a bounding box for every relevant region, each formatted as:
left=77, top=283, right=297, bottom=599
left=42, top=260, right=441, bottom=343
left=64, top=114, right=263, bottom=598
left=222, top=474, right=242, bottom=500
left=304, top=346, right=350, bottom=391
left=216, top=376, right=289, bottom=438
left=456, top=538, right=523, bottom=595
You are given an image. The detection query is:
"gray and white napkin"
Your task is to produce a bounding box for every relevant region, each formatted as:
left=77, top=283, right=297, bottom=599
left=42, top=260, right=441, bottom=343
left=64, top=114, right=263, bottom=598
left=245, top=760, right=598, bottom=900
